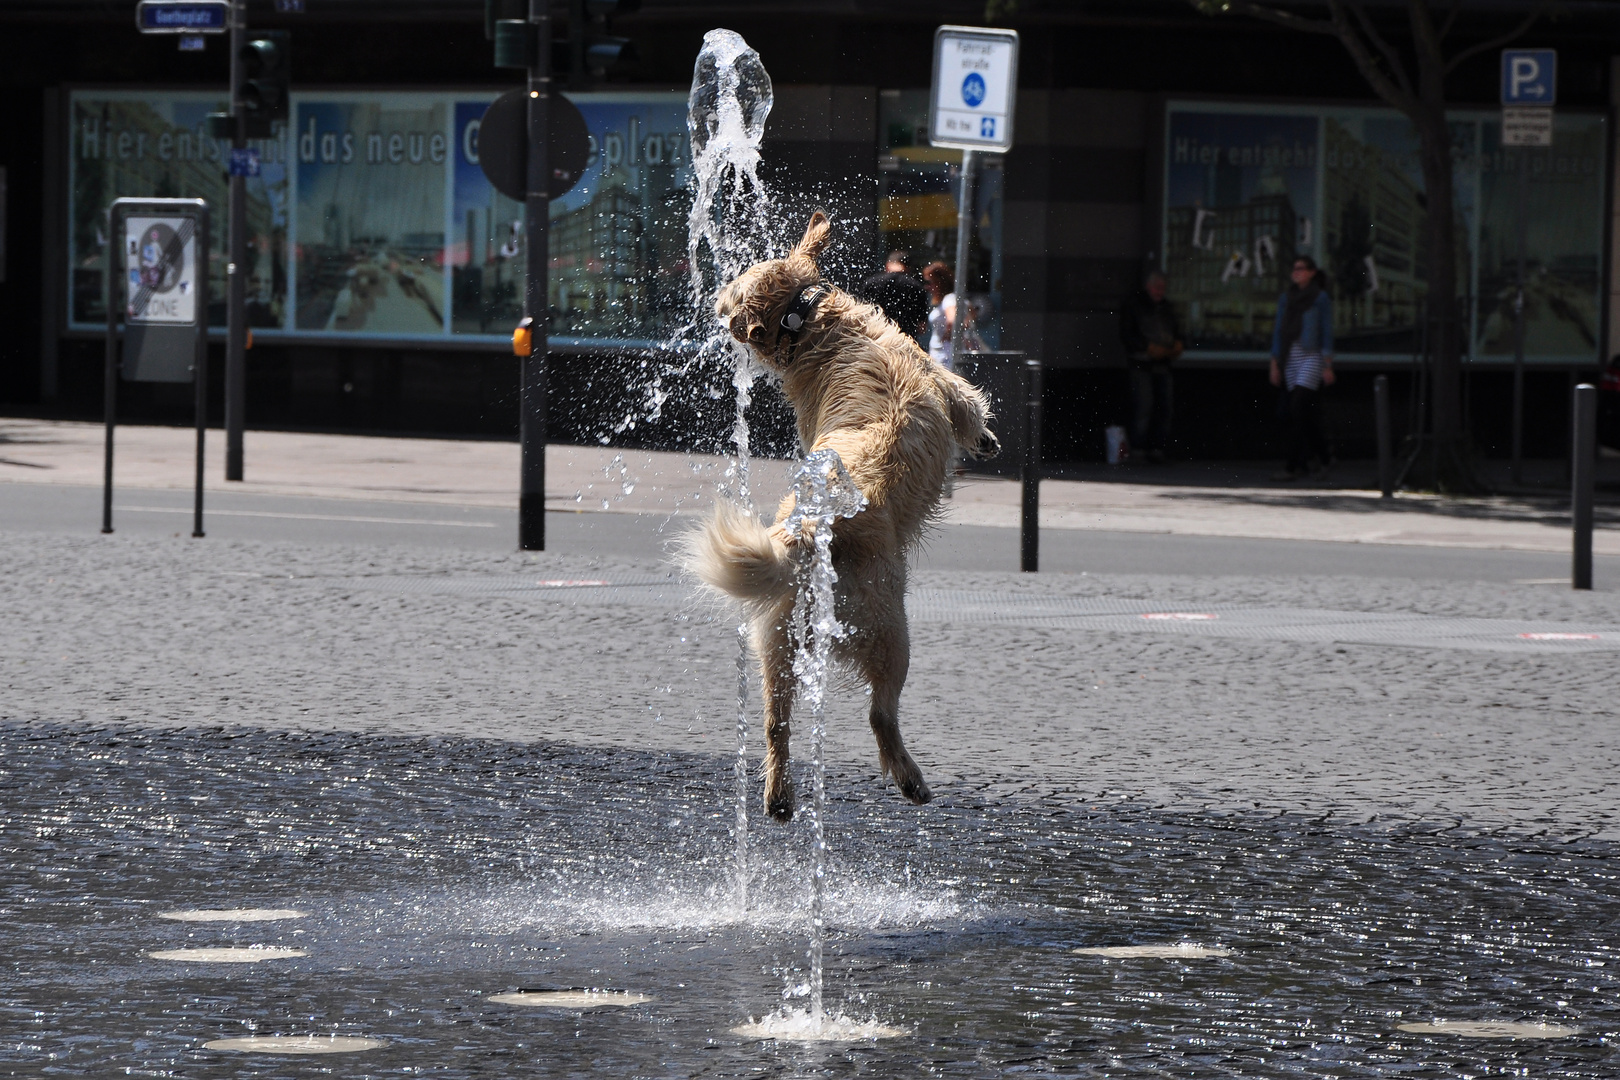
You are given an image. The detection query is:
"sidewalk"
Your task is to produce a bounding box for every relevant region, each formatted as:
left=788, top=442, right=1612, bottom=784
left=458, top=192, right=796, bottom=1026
left=2, top=417, right=1615, bottom=556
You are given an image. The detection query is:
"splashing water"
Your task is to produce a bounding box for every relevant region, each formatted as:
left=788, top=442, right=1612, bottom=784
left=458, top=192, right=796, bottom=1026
left=733, top=621, right=750, bottom=911
left=687, top=28, right=774, bottom=915
left=687, top=28, right=774, bottom=310
left=785, top=449, right=868, bottom=1028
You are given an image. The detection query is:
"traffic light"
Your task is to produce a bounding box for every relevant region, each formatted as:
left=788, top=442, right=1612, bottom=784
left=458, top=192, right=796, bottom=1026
left=238, top=30, right=289, bottom=138
left=572, top=0, right=637, bottom=83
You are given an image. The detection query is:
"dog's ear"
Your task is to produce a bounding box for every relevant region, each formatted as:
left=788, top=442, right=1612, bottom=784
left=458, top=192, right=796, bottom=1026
left=791, top=211, right=833, bottom=263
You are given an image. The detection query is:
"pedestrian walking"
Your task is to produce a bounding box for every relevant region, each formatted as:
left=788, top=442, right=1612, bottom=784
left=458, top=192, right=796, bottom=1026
left=923, top=261, right=958, bottom=370
left=884, top=249, right=912, bottom=274
left=1269, top=255, right=1336, bottom=480
left=1118, top=270, right=1183, bottom=463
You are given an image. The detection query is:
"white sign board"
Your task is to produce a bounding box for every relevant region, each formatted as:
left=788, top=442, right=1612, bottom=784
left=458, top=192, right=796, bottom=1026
left=929, top=26, right=1019, bottom=153
left=124, top=215, right=199, bottom=324
left=1502, top=105, right=1553, bottom=147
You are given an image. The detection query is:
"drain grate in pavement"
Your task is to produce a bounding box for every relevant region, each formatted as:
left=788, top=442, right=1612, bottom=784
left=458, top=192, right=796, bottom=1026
left=287, top=576, right=1620, bottom=652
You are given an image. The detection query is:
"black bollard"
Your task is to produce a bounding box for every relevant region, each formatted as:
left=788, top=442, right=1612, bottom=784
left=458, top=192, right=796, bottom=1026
left=1374, top=374, right=1392, bottom=499
left=1020, top=357, right=1042, bottom=573
left=1572, top=383, right=1596, bottom=590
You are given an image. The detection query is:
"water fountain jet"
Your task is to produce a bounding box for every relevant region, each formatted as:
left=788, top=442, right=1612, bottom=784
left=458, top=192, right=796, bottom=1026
left=686, top=27, right=774, bottom=918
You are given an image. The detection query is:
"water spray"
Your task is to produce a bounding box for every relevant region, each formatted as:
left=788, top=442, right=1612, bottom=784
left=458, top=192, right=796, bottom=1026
left=784, top=449, right=868, bottom=1027
left=686, top=28, right=774, bottom=915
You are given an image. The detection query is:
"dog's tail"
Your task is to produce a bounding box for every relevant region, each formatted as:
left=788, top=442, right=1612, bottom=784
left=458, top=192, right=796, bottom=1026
left=679, top=501, right=797, bottom=611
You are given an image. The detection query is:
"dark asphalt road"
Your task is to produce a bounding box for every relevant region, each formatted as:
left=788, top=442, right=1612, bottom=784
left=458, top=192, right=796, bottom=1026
left=4, top=480, right=1614, bottom=588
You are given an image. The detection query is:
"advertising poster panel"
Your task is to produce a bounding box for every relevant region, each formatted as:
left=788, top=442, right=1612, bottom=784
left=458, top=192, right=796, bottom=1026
left=67, top=89, right=694, bottom=347
left=451, top=92, right=693, bottom=344
left=69, top=91, right=287, bottom=330
left=292, top=93, right=451, bottom=336
left=1163, top=101, right=1605, bottom=364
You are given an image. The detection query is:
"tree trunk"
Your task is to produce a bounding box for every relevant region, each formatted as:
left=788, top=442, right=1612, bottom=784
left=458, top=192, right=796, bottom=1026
left=1411, top=92, right=1478, bottom=489
left=1415, top=106, right=1458, bottom=438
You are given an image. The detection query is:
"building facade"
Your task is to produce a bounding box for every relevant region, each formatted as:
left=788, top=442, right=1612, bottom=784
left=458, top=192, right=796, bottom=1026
left=0, top=0, right=1613, bottom=459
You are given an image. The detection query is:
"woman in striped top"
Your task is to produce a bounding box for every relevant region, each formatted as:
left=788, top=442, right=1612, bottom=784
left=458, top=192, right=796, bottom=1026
left=1269, top=256, right=1335, bottom=480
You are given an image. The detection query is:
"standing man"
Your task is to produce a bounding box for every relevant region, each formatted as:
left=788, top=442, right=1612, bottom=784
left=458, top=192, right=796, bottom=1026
left=1118, top=270, right=1183, bottom=464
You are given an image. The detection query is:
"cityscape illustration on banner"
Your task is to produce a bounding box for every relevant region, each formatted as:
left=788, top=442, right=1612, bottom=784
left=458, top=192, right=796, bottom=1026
left=67, top=89, right=693, bottom=345
left=1164, top=101, right=1606, bottom=364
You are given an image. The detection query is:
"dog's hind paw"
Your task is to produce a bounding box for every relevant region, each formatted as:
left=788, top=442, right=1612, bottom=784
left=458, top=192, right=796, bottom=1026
left=765, top=778, right=796, bottom=822
left=891, top=760, right=932, bottom=805
left=970, top=430, right=1001, bottom=459
left=898, top=774, right=933, bottom=805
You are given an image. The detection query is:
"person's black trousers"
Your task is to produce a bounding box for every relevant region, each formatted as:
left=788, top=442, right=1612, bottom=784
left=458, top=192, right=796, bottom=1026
left=1286, top=386, right=1330, bottom=474
left=1129, top=366, right=1173, bottom=455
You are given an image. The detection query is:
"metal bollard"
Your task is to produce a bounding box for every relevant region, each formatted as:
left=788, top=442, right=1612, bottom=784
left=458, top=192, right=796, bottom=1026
left=1374, top=374, right=1392, bottom=499
left=1572, top=383, right=1596, bottom=590
left=1020, top=357, right=1042, bottom=573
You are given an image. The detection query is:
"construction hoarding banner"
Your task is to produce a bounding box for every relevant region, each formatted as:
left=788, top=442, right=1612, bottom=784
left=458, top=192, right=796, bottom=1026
left=1163, top=101, right=1606, bottom=364
left=68, top=89, right=692, bottom=346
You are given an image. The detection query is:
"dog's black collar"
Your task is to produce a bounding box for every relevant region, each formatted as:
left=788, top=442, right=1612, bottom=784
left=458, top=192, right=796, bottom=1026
left=780, top=283, right=831, bottom=341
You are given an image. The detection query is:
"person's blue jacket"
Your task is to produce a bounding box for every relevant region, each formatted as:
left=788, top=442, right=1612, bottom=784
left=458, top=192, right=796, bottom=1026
left=1270, top=289, right=1333, bottom=358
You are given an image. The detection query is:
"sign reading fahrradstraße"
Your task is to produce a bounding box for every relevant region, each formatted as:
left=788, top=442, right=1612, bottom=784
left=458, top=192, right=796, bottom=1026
left=928, top=26, right=1018, bottom=153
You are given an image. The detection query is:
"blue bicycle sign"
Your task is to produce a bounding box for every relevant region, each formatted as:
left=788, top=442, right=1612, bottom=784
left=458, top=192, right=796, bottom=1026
left=961, top=72, right=987, bottom=107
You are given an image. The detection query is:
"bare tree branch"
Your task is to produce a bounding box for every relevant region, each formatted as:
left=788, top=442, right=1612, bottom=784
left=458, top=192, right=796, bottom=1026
left=1342, top=0, right=1413, bottom=98
left=1214, top=2, right=1420, bottom=113
left=1321, top=0, right=1422, bottom=114
left=1438, top=0, right=1463, bottom=42
left=1444, top=0, right=1550, bottom=75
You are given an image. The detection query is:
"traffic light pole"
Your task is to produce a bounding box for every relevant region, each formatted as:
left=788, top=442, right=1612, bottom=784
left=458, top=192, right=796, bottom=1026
left=224, top=0, right=247, bottom=481
left=518, top=0, right=550, bottom=550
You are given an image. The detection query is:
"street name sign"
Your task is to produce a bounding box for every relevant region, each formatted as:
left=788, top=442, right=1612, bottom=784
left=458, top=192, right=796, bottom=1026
left=929, top=26, right=1019, bottom=153
left=135, top=1, right=229, bottom=33
left=228, top=148, right=261, bottom=177
left=1501, top=49, right=1556, bottom=105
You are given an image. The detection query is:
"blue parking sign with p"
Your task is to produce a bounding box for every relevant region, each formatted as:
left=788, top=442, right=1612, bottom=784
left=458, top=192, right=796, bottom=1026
left=1501, top=49, right=1556, bottom=106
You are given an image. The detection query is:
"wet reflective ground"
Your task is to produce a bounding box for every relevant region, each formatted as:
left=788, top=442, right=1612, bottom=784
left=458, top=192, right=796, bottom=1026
left=3, top=722, right=1618, bottom=1077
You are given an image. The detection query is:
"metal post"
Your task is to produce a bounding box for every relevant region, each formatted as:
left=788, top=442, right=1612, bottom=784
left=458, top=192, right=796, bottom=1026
left=193, top=205, right=210, bottom=538
left=224, top=0, right=246, bottom=481
left=1374, top=374, right=1392, bottom=498
left=1020, top=356, right=1042, bottom=572
left=1511, top=148, right=1528, bottom=485
left=1572, top=382, right=1595, bottom=590
left=950, top=149, right=976, bottom=362
left=102, top=206, right=117, bottom=535
left=518, top=0, right=550, bottom=551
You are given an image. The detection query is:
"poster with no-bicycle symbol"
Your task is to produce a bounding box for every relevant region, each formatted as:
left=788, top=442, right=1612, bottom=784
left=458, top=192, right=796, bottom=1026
left=124, top=215, right=199, bottom=325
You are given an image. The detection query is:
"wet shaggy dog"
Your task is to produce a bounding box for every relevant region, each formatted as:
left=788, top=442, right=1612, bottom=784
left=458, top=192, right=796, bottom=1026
left=684, top=212, right=999, bottom=821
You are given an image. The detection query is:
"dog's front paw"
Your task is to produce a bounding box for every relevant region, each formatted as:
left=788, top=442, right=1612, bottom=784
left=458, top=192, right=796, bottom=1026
left=970, top=430, right=1001, bottom=459
left=765, top=776, right=797, bottom=822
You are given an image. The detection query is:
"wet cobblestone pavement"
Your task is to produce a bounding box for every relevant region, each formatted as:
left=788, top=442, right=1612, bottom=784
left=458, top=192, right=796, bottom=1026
left=4, top=722, right=1619, bottom=1077
left=4, top=529, right=1620, bottom=1075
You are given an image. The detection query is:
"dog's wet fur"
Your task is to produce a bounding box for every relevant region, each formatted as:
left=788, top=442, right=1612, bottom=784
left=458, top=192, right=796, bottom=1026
left=682, top=212, right=999, bottom=821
